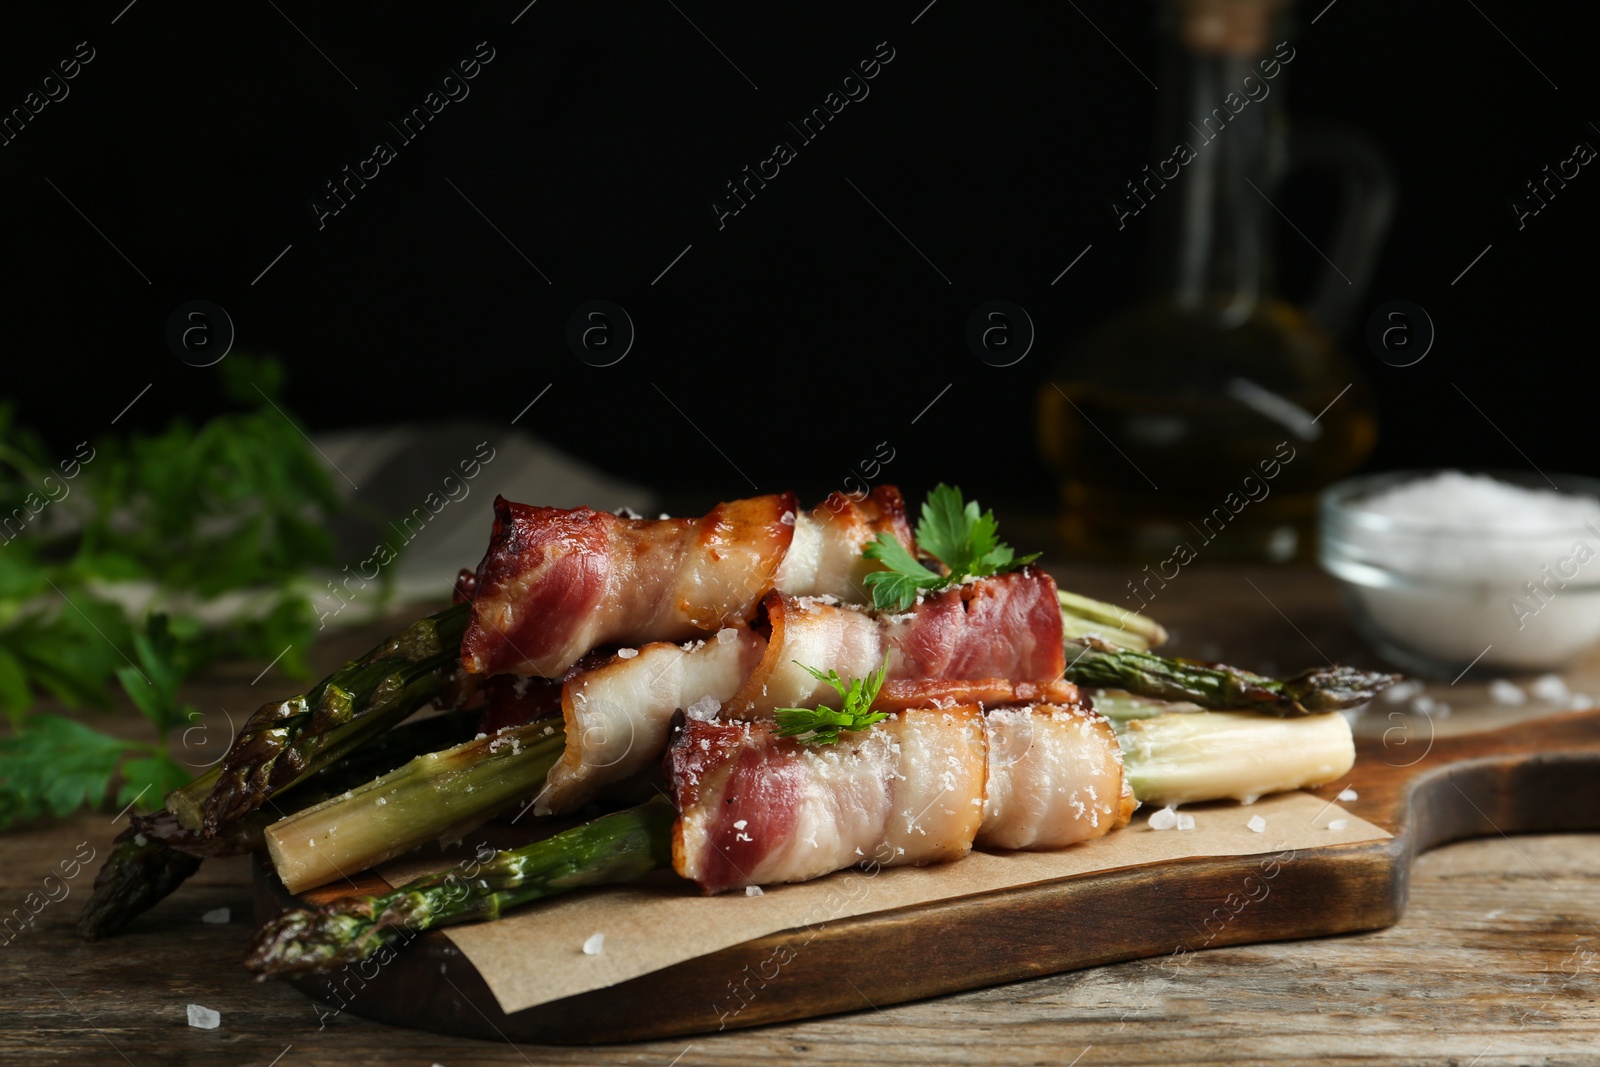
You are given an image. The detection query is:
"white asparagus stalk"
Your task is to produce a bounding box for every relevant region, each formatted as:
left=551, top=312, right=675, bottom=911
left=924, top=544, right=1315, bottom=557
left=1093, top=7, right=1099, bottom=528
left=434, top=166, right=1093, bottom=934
left=1116, top=710, right=1355, bottom=807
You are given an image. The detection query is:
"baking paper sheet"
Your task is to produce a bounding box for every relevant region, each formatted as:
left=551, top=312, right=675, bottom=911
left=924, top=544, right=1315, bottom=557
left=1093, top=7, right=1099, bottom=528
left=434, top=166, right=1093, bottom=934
left=376, top=790, right=1389, bottom=1015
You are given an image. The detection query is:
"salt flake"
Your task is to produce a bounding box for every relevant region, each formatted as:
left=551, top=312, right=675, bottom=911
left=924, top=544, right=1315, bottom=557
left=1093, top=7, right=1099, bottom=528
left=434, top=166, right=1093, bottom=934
left=686, top=696, right=721, bottom=721
left=1488, top=679, right=1526, bottom=706
left=1337, top=788, right=1358, bottom=802
left=1247, top=815, right=1267, bottom=833
left=582, top=932, right=605, bottom=955
left=745, top=885, right=764, bottom=897
left=1328, top=818, right=1350, bottom=831
left=186, top=1004, right=221, bottom=1029
left=1148, top=806, right=1179, bottom=831
left=1531, top=674, right=1570, bottom=703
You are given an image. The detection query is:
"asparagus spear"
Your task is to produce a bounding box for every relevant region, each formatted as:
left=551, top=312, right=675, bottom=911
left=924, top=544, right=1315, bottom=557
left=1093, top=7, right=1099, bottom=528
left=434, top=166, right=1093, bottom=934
left=190, top=602, right=471, bottom=836
left=75, top=828, right=203, bottom=942
left=246, top=795, right=676, bottom=977
left=265, top=718, right=566, bottom=895
left=78, top=709, right=481, bottom=940
left=1115, top=710, right=1355, bottom=807
left=1064, top=636, right=1396, bottom=717
left=1057, top=590, right=1167, bottom=651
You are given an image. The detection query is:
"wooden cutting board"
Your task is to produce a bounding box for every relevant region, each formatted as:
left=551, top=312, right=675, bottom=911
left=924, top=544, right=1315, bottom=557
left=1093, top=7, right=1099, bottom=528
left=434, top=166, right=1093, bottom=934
left=253, top=707, right=1600, bottom=1044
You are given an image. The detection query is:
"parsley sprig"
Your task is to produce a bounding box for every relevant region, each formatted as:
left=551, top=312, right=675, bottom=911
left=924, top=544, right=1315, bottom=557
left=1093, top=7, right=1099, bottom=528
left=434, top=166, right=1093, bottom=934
left=0, top=615, right=194, bottom=828
left=862, top=484, right=1040, bottom=612
left=772, top=655, right=891, bottom=745
left=0, top=356, right=346, bottom=829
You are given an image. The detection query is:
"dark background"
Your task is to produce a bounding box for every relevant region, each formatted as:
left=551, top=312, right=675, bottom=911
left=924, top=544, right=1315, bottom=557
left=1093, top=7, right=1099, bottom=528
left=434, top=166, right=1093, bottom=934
left=2, top=1, right=1594, bottom=510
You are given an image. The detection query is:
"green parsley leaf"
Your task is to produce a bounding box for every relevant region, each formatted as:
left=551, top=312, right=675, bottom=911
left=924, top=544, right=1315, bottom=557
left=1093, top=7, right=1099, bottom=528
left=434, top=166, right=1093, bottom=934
left=0, top=714, right=168, bottom=829
left=862, top=483, right=1041, bottom=612
left=772, top=654, right=891, bottom=745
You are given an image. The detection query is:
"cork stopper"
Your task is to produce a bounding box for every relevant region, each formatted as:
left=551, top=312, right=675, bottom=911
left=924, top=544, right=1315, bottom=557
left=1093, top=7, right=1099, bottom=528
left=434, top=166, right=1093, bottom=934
left=1178, top=0, right=1287, bottom=56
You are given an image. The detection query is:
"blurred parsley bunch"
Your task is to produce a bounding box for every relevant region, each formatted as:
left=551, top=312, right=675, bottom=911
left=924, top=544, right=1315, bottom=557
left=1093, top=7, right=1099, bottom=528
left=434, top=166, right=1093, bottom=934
left=0, top=357, right=344, bottom=828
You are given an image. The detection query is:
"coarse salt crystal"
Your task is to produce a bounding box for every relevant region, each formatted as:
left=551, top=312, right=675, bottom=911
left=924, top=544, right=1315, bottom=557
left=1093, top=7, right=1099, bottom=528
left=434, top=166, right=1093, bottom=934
left=186, top=1004, right=221, bottom=1029
left=1247, top=815, right=1267, bottom=833
left=733, top=819, right=748, bottom=830
left=201, top=907, right=229, bottom=924
left=745, top=885, right=764, bottom=896
left=686, top=696, right=721, bottom=721
left=1532, top=674, right=1570, bottom=703
left=1176, top=813, right=1196, bottom=831
left=1337, top=788, right=1358, bottom=802
left=582, top=932, right=605, bottom=955
left=1488, top=679, right=1526, bottom=705
left=717, top=627, right=738, bottom=644
left=1148, top=807, right=1179, bottom=831
left=1328, top=818, right=1350, bottom=831
left=616, top=648, right=639, bottom=660
left=376, top=796, right=387, bottom=806
left=1383, top=680, right=1423, bottom=704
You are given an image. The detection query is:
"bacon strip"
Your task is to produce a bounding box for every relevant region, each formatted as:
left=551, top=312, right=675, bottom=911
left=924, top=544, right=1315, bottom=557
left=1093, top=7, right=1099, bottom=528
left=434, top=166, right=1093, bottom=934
left=668, top=708, right=988, bottom=894
left=462, top=488, right=913, bottom=678
left=979, top=705, right=1134, bottom=850
left=534, top=571, right=1068, bottom=815
left=724, top=570, right=1066, bottom=717
left=668, top=702, right=1131, bottom=894
left=532, top=627, right=767, bottom=816
left=874, top=678, right=1082, bottom=712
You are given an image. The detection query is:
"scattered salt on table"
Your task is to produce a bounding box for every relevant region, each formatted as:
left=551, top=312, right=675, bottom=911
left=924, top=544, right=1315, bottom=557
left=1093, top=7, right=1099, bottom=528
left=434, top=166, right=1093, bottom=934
left=745, top=885, right=764, bottom=897
left=1488, top=679, right=1526, bottom=705
left=1148, top=807, right=1179, bottom=831
left=200, top=907, right=229, bottom=924
left=582, top=932, right=605, bottom=956
left=1337, top=788, right=1358, bottom=802
left=1383, top=680, right=1423, bottom=704
left=1246, top=815, right=1267, bottom=833
left=186, top=1004, right=221, bottom=1029
left=1328, top=818, right=1350, bottom=831
left=1176, top=813, right=1196, bottom=831
left=1531, top=674, right=1570, bottom=704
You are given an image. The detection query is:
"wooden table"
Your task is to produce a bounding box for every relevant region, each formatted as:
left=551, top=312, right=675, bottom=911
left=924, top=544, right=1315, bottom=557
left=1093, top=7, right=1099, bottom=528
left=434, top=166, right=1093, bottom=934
left=4, top=566, right=1597, bottom=1066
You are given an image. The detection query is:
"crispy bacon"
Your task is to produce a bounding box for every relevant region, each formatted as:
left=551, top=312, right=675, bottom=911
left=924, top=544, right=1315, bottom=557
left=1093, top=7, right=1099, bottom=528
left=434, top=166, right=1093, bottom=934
left=532, top=572, right=1069, bottom=816
left=668, top=708, right=988, bottom=895
left=667, top=701, right=1131, bottom=894
left=724, top=570, right=1065, bottom=717
left=461, top=487, right=914, bottom=678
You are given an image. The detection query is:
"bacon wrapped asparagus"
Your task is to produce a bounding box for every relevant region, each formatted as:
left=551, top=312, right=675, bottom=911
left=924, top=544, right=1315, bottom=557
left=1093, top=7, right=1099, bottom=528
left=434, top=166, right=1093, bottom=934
left=461, top=488, right=913, bottom=677
left=245, top=691, right=1360, bottom=974
left=537, top=569, right=1064, bottom=815
left=245, top=701, right=1132, bottom=974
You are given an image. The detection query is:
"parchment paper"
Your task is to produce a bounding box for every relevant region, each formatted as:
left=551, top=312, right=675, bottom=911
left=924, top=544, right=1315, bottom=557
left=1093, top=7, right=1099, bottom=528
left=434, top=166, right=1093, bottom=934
left=376, top=791, right=1389, bottom=1015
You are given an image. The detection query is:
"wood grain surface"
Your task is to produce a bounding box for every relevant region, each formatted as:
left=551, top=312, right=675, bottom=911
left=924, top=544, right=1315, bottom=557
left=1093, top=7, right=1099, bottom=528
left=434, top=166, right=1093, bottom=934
left=4, top=565, right=1599, bottom=1066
